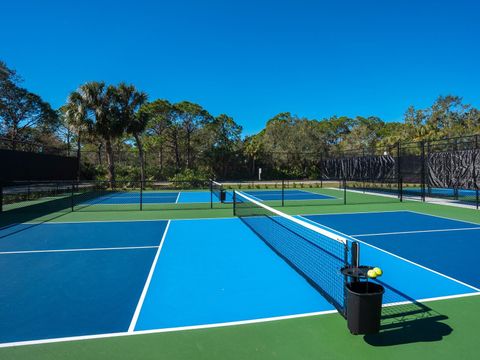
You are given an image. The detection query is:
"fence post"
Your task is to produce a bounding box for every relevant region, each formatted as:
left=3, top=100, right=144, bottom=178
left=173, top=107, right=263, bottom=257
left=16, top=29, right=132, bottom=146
left=0, top=181, right=3, bottom=213
left=210, top=180, right=213, bottom=209
left=420, top=141, right=426, bottom=202
left=320, top=154, right=323, bottom=188
left=399, top=176, right=403, bottom=202
left=475, top=135, right=479, bottom=210
left=233, top=191, right=236, bottom=216
left=71, top=180, right=75, bottom=212
left=140, top=181, right=143, bottom=211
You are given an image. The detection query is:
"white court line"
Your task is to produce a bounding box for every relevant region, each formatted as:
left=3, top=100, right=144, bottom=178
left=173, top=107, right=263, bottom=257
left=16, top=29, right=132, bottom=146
left=174, top=192, right=180, bottom=204
left=1, top=291, right=479, bottom=349
left=0, top=246, right=159, bottom=255
left=128, top=220, right=171, bottom=332
left=300, top=210, right=412, bottom=217
left=0, top=309, right=337, bottom=349
left=297, top=215, right=480, bottom=292
left=352, top=226, right=480, bottom=237
left=407, top=210, right=480, bottom=227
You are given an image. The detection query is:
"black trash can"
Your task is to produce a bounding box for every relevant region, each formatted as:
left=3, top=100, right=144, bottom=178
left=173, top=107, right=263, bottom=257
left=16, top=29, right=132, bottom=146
left=345, top=281, right=384, bottom=335
left=220, top=190, right=226, bottom=202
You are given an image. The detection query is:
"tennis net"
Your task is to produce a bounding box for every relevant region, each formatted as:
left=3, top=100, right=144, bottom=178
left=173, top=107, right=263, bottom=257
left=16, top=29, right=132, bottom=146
left=234, top=190, right=352, bottom=316
left=210, top=180, right=225, bottom=202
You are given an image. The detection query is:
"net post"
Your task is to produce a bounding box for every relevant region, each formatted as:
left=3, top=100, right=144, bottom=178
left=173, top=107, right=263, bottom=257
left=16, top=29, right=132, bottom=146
left=140, top=180, right=143, bottom=211
left=233, top=190, right=236, bottom=216
left=343, top=177, right=347, bottom=205
left=282, top=179, right=285, bottom=207
left=351, top=241, right=359, bottom=268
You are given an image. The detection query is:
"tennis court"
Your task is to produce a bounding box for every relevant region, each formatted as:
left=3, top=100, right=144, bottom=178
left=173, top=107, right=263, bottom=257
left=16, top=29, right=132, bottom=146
left=1, top=201, right=478, bottom=347
left=77, top=191, right=215, bottom=205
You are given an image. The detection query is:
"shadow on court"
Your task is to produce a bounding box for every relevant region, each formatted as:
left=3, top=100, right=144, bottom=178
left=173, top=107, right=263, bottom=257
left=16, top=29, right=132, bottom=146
left=363, top=279, right=452, bottom=346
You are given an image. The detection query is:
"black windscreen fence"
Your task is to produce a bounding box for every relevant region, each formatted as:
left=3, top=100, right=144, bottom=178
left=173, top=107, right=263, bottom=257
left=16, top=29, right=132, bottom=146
left=321, top=155, right=397, bottom=181
left=427, top=149, right=480, bottom=190
left=0, top=149, right=78, bottom=182
left=320, top=135, right=479, bottom=208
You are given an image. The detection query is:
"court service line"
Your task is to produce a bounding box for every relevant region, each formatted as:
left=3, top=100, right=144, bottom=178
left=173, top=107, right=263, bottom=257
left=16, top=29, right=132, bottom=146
left=0, top=245, right=159, bottom=255
left=298, top=215, right=480, bottom=292
left=352, top=226, right=480, bottom=237
left=128, top=220, right=171, bottom=332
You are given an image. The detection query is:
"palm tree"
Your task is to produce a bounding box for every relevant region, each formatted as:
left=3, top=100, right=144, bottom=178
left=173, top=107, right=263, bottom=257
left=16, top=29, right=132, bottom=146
left=68, top=82, right=124, bottom=186
left=115, top=83, right=148, bottom=186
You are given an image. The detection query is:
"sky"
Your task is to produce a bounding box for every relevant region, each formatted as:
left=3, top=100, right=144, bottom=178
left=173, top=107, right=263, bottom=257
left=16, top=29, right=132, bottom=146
left=2, top=0, right=479, bottom=135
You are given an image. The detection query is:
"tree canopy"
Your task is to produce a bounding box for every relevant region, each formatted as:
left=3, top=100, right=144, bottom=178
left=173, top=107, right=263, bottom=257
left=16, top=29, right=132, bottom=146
left=1, top=59, right=479, bottom=181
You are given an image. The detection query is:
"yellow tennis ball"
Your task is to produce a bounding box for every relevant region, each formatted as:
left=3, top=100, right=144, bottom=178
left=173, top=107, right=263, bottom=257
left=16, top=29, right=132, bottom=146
left=367, top=269, right=377, bottom=278
left=373, top=267, right=383, bottom=276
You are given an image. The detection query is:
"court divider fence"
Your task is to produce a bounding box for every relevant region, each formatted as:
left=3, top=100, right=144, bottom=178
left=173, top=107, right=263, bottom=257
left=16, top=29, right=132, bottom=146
left=321, top=135, right=479, bottom=209
left=1, top=175, right=478, bottom=217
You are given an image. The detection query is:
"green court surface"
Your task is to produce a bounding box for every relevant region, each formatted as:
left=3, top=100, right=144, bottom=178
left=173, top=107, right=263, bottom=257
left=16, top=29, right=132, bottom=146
left=1, top=189, right=479, bottom=359
left=0, top=296, right=478, bottom=360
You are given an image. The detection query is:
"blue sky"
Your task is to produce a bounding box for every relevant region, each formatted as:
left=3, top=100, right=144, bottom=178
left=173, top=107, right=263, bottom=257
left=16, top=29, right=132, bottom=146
left=2, top=0, right=479, bottom=134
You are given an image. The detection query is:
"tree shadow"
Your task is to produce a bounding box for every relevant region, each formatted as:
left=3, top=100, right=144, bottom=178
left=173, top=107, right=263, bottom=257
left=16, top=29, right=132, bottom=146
left=364, top=279, right=453, bottom=346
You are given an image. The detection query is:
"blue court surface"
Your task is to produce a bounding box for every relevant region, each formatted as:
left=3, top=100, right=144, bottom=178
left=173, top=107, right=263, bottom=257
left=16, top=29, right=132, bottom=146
left=0, top=211, right=478, bottom=345
left=78, top=191, right=215, bottom=205
left=226, top=189, right=335, bottom=202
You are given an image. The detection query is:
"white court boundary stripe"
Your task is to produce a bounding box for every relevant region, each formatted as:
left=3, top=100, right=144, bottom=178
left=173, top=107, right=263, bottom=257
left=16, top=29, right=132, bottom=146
left=0, top=292, right=479, bottom=349
left=352, top=226, right=480, bottom=237
left=128, top=220, right=171, bottom=332
left=174, top=192, right=180, bottom=204
left=297, top=215, right=480, bottom=292
left=0, top=246, right=158, bottom=255
left=236, top=191, right=348, bottom=244
left=407, top=210, right=480, bottom=227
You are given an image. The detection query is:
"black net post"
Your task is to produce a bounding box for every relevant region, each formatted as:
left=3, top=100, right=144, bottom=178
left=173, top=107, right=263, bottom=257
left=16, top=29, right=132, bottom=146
left=350, top=241, right=359, bottom=268
left=282, top=179, right=285, bottom=207
left=343, top=177, right=347, bottom=205
left=140, top=180, right=143, bottom=211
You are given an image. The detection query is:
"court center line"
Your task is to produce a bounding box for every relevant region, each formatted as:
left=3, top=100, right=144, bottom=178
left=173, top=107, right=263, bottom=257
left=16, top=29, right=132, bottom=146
left=352, top=226, right=480, bottom=237
left=128, top=220, right=171, bottom=332
left=297, top=215, right=480, bottom=292
left=0, top=246, right=159, bottom=255
left=175, top=192, right=180, bottom=204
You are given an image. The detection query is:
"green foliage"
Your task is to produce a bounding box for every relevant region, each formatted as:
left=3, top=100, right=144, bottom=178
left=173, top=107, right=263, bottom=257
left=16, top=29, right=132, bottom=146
left=3, top=59, right=480, bottom=183
left=169, top=168, right=210, bottom=188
